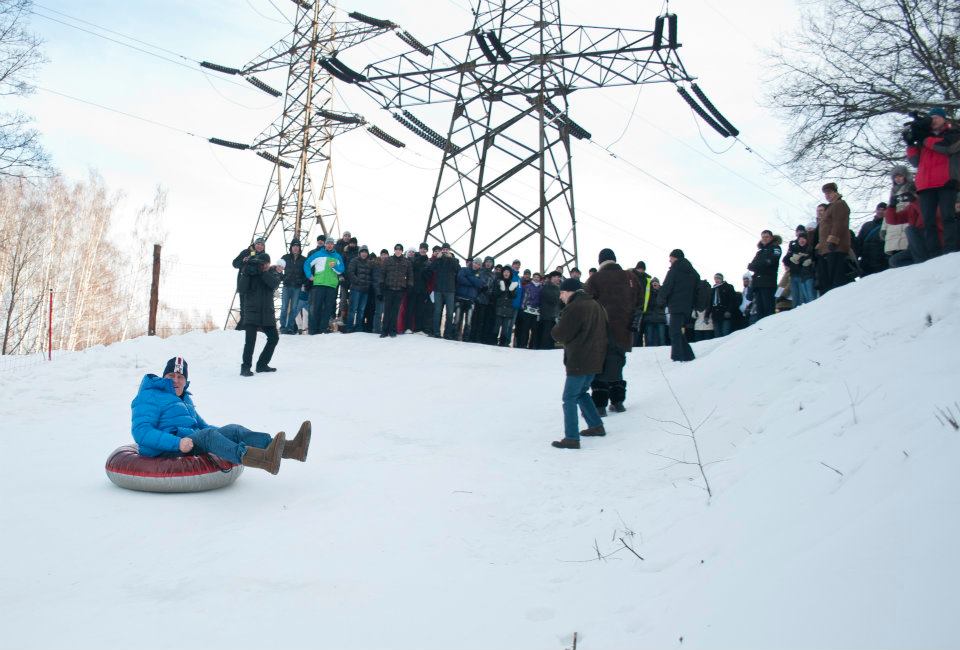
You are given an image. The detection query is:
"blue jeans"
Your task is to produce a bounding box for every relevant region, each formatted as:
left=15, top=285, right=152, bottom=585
left=644, top=322, right=667, bottom=346
left=714, top=318, right=732, bottom=338
left=790, top=277, right=815, bottom=307
left=347, top=288, right=369, bottom=330
left=280, top=286, right=298, bottom=331
left=186, top=424, right=271, bottom=464
left=563, top=374, right=603, bottom=440
left=433, top=291, right=456, bottom=337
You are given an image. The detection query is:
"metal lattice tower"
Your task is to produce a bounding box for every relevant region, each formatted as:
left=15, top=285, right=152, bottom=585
left=333, top=1, right=732, bottom=271
left=220, top=1, right=393, bottom=328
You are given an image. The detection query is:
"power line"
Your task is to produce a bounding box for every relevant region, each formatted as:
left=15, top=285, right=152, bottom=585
left=28, top=5, right=270, bottom=95
left=35, top=86, right=202, bottom=138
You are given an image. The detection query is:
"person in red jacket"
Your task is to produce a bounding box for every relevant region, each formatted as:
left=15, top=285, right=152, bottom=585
left=906, top=108, right=958, bottom=257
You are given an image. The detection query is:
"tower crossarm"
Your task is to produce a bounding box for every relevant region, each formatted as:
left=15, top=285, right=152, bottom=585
left=349, top=23, right=694, bottom=110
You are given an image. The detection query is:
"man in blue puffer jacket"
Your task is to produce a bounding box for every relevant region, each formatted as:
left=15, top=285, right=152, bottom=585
left=130, top=356, right=311, bottom=475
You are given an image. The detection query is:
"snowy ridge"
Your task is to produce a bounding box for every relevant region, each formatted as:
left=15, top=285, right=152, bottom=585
left=1, top=255, right=958, bottom=650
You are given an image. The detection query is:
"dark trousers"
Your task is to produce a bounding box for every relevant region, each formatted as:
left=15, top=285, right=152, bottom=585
left=817, top=252, right=850, bottom=294
left=433, top=291, right=456, bottom=338
left=496, top=315, right=513, bottom=346
left=383, top=289, right=405, bottom=335
left=644, top=322, right=667, bottom=346
left=538, top=318, right=557, bottom=349
left=754, top=286, right=776, bottom=319
left=309, top=285, right=338, bottom=333
left=668, top=313, right=695, bottom=362
left=918, top=187, right=958, bottom=256
left=514, top=311, right=538, bottom=348
left=473, top=303, right=496, bottom=344
left=242, top=325, right=279, bottom=369
left=405, top=291, right=428, bottom=332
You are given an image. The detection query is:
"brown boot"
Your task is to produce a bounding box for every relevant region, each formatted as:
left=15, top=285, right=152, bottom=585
left=241, top=432, right=286, bottom=475
left=282, top=421, right=312, bottom=462
left=580, top=425, right=606, bottom=437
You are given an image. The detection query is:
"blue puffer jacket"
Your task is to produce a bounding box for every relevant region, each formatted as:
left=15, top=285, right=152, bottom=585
left=130, top=374, right=213, bottom=457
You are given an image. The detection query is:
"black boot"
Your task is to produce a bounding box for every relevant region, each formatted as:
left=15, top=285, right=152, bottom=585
left=551, top=438, right=580, bottom=449
left=256, top=364, right=277, bottom=373
left=597, top=406, right=608, bottom=417
left=240, top=365, right=254, bottom=377
left=609, top=402, right=626, bottom=413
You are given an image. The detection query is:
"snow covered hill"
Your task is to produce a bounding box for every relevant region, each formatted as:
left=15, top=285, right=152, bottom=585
left=1, top=255, right=958, bottom=650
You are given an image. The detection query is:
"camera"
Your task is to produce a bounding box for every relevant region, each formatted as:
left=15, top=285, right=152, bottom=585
left=902, top=111, right=932, bottom=147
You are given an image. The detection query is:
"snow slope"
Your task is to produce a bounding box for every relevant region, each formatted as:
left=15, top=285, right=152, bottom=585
left=1, top=255, right=959, bottom=650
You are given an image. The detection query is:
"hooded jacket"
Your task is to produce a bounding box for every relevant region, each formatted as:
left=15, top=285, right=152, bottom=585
left=281, top=243, right=308, bottom=288
left=304, top=248, right=345, bottom=288
left=130, top=375, right=212, bottom=457
left=658, top=257, right=700, bottom=316
left=907, top=122, right=960, bottom=191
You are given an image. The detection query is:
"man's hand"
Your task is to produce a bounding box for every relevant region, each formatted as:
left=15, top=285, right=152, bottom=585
left=790, top=254, right=801, bottom=264
left=179, top=438, right=194, bottom=453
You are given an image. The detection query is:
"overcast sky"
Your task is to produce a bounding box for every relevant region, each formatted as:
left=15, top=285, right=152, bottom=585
left=12, top=0, right=879, bottom=320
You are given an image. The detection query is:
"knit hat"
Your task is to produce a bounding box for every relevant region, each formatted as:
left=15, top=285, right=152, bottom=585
left=472, top=257, right=482, bottom=265
left=483, top=256, right=494, bottom=264
left=670, top=249, right=684, bottom=259
left=359, top=245, right=369, bottom=253
left=380, top=248, right=389, bottom=255
left=394, top=243, right=404, bottom=251
left=317, top=234, right=324, bottom=241
left=325, top=236, right=337, bottom=244
left=598, top=248, right=616, bottom=264
left=419, top=242, right=429, bottom=250
left=290, top=238, right=301, bottom=247
left=254, top=237, right=265, bottom=245
left=560, top=278, right=582, bottom=292
left=276, top=258, right=286, bottom=269
left=441, top=242, right=451, bottom=249
left=928, top=107, right=947, bottom=118
left=162, top=356, right=188, bottom=379
left=795, top=224, right=806, bottom=233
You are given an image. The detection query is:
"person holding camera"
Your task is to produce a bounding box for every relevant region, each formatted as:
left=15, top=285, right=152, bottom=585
left=906, top=107, right=958, bottom=257
left=238, top=253, right=282, bottom=376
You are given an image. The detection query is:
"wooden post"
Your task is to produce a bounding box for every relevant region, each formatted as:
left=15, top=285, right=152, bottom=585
left=148, top=244, right=161, bottom=336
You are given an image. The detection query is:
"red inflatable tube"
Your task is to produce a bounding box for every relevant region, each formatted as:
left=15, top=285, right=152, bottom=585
left=105, top=444, right=243, bottom=493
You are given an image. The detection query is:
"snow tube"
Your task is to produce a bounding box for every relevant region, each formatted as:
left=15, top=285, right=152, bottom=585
left=105, top=444, right=243, bottom=493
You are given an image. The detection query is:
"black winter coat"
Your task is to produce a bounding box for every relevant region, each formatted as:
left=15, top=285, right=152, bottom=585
left=476, top=267, right=496, bottom=305
left=428, top=255, right=460, bottom=293
left=783, top=239, right=816, bottom=280
left=492, top=278, right=518, bottom=318
left=347, top=255, right=374, bottom=292
left=412, top=254, right=430, bottom=292
left=708, top=282, right=737, bottom=321
left=281, top=252, right=307, bottom=288
left=584, top=261, right=639, bottom=352
left=747, top=237, right=783, bottom=289
left=658, top=257, right=700, bottom=316
left=644, top=288, right=667, bottom=324
left=539, top=283, right=562, bottom=321
left=239, top=262, right=282, bottom=328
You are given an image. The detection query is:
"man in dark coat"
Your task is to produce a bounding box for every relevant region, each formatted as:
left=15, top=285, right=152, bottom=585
left=238, top=253, right=282, bottom=376
left=583, top=248, right=639, bottom=414
left=708, top=273, right=737, bottom=337
left=658, top=249, right=699, bottom=362
left=550, top=279, right=608, bottom=450
left=747, top=230, right=782, bottom=320
left=472, top=256, right=497, bottom=344
left=537, top=271, right=562, bottom=349
left=380, top=244, right=414, bottom=338
left=232, top=237, right=267, bottom=330
left=279, top=239, right=307, bottom=334
left=427, top=242, right=461, bottom=339
left=856, top=203, right=888, bottom=276
left=345, top=245, right=373, bottom=333
left=409, top=243, right=431, bottom=333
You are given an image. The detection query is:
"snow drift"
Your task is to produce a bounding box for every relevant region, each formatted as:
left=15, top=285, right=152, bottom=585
left=1, top=254, right=958, bottom=650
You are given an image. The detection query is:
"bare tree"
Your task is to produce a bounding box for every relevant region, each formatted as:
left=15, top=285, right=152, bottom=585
left=0, top=0, right=49, bottom=178
left=767, top=0, right=960, bottom=189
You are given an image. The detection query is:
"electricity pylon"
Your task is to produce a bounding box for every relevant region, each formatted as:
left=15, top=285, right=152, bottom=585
left=211, top=1, right=394, bottom=328
left=330, top=1, right=737, bottom=271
